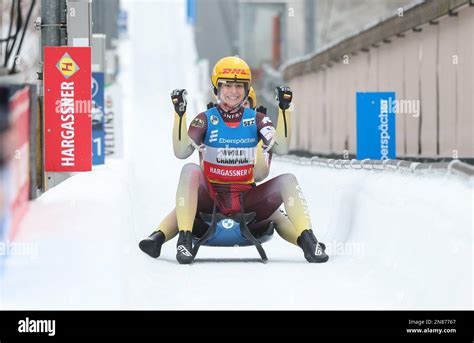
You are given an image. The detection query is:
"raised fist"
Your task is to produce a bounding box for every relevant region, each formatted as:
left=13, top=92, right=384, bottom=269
left=275, top=86, right=293, bottom=110
left=255, top=105, right=267, bottom=114
left=171, top=89, right=187, bottom=116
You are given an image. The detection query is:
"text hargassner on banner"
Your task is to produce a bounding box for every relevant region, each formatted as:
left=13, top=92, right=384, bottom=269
left=44, top=47, right=92, bottom=172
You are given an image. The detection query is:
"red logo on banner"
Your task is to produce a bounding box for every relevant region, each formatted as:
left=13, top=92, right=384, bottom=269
left=44, top=47, right=92, bottom=171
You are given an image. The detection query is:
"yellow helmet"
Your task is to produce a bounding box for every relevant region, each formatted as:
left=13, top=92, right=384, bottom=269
left=248, top=86, right=257, bottom=109
left=211, top=56, right=252, bottom=90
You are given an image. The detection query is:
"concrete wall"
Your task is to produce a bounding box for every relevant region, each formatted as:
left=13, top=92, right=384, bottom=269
left=288, top=5, right=474, bottom=158
left=283, top=0, right=414, bottom=62
left=314, top=0, right=414, bottom=50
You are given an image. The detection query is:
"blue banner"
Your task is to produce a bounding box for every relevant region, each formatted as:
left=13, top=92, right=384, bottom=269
left=356, top=92, right=396, bottom=160
left=187, top=0, right=196, bottom=25
left=117, top=9, right=128, bottom=35
left=92, top=72, right=105, bottom=165
left=92, top=130, right=105, bottom=165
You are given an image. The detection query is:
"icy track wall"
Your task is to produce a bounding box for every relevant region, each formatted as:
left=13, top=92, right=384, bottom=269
left=271, top=158, right=473, bottom=309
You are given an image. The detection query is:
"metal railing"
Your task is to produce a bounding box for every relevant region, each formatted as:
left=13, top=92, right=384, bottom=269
left=275, top=155, right=474, bottom=178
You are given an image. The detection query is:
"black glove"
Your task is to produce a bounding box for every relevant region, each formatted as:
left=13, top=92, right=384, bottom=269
left=206, top=102, right=216, bottom=110
left=171, top=89, right=187, bottom=116
left=255, top=105, right=267, bottom=114
left=275, top=86, right=293, bottom=110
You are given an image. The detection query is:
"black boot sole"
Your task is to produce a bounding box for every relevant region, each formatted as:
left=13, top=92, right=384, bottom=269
left=176, top=254, right=194, bottom=264
left=304, top=253, right=329, bottom=263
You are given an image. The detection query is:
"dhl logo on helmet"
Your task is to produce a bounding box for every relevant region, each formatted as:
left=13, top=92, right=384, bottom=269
left=221, top=68, right=249, bottom=75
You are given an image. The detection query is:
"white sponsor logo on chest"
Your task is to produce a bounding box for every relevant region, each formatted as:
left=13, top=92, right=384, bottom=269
left=209, top=129, right=218, bottom=143
left=210, top=115, right=219, bottom=125
left=242, top=118, right=255, bottom=127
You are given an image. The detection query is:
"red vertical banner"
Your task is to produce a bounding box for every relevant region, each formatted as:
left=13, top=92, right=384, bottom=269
left=44, top=47, right=92, bottom=171
left=7, top=86, right=31, bottom=240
